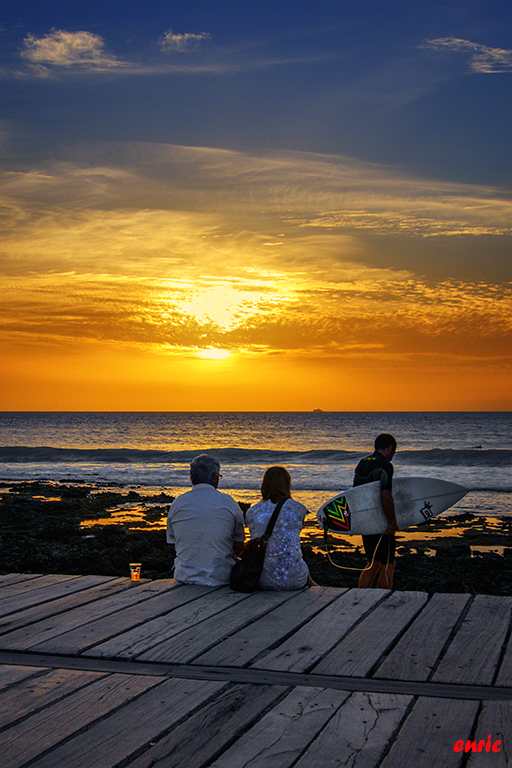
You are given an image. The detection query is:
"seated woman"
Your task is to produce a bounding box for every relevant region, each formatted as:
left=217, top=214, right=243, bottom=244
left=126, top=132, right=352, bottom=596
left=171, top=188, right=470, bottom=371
left=246, top=466, right=317, bottom=590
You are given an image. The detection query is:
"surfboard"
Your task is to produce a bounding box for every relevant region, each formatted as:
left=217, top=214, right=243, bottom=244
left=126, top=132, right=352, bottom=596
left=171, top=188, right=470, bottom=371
left=317, top=477, right=468, bottom=536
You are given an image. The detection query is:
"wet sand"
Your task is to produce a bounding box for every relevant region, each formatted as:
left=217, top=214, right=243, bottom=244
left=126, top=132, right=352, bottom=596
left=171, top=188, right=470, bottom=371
left=1, top=481, right=511, bottom=595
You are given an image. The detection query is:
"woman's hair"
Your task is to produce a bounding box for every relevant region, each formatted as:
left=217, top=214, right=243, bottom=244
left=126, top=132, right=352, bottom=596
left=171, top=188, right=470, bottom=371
left=261, top=466, right=292, bottom=503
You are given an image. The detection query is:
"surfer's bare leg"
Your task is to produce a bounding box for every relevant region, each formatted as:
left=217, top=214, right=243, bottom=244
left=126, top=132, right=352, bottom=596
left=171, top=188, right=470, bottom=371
left=358, top=561, right=380, bottom=588
left=377, top=562, right=395, bottom=589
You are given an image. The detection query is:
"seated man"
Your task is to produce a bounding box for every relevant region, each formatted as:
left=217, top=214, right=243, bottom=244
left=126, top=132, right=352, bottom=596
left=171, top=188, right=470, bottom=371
left=167, top=454, right=245, bottom=586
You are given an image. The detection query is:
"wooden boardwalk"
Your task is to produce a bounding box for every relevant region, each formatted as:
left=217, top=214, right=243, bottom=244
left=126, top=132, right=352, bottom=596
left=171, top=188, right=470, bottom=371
left=0, top=574, right=511, bottom=768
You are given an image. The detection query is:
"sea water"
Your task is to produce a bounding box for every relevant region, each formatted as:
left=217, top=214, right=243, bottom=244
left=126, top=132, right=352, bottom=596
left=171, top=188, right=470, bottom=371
left=0, top=412, right=510, bottom=518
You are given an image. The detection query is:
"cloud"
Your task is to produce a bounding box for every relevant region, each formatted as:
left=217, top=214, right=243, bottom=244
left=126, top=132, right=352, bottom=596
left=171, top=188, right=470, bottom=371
left=1, top=266, right=510, bottom=366
left=20, top=29, right=129, bottom=75
left=1, top=145, right=510, bottom=280
left=159, top=30, right=212, bottom=53
left=0, top=143, right=510, bottom=368
left=8, top=27, right=334, bottom=80
left=420, top=38, right=512, bottom=73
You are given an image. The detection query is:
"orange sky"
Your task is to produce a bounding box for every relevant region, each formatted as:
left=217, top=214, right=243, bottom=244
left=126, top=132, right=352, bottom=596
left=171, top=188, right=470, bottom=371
left=1, top=146, right=511, bottom=411
left=2, top=3, right=511, bottom=411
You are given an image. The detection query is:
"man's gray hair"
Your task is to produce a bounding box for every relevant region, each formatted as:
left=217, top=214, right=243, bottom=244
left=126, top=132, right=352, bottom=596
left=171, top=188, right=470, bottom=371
left=189, top=454, right=221, bottom=486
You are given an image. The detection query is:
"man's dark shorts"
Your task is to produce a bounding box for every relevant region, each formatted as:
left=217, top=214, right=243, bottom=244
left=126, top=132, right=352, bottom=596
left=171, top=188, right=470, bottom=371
left=362, top=533, right=396, bottom=564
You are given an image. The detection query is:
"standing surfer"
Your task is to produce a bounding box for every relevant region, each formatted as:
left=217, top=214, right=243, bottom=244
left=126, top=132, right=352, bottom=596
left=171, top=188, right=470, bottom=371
left=354, top=434, right=398, bottom=589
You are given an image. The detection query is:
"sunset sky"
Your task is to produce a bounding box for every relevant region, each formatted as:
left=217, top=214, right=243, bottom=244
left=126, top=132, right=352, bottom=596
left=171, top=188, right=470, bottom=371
left=1, top=0, right=511, bottom=411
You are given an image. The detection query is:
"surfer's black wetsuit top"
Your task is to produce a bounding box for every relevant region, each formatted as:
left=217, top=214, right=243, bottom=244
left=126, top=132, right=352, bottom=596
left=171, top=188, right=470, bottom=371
left=353, top=451, right=395, bottom=564
left=353, top=451, right=394, bottom=492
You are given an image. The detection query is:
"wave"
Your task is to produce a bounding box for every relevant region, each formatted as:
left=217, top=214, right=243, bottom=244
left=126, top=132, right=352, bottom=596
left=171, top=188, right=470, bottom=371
left=0, top=446, right=509, bottom=467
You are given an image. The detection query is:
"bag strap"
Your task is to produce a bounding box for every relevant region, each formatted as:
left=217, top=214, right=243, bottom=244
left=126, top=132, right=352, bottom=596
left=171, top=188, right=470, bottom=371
left=262, top=497, right=287, bottom=542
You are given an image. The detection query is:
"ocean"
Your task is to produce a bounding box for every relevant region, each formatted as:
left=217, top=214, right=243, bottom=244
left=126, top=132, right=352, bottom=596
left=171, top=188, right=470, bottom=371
left=0, top=411, right=510, bottom=519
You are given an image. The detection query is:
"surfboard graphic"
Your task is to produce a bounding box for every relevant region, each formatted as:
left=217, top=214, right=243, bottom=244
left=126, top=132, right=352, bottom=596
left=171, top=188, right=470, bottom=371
left=317, top=477, right=468, bottom=536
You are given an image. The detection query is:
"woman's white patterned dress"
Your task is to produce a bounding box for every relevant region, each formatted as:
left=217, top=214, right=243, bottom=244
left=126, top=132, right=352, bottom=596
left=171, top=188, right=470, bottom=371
left=246, top=498, right=309, bottom=590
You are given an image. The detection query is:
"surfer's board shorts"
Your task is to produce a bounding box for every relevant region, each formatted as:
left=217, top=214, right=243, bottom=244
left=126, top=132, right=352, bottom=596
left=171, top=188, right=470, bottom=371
left=362, top=533, right=396, bottom=564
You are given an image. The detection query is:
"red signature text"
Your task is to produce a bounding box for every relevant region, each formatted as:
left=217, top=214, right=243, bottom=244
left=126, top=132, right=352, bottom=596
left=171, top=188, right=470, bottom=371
left=454, top=735, right=501, bottom=753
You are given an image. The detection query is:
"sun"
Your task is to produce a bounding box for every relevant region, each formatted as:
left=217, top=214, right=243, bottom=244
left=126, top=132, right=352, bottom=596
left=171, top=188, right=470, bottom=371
left=196, top=348, right=231, bottom=360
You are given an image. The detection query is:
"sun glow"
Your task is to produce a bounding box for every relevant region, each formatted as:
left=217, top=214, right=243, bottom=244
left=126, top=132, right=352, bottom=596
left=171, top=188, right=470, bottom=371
left=196, top=348, right=231, bottom=360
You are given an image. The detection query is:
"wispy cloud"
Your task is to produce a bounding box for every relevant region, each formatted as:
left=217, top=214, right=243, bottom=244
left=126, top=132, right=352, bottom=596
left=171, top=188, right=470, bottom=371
left=420, top=37, right=512, bottom=73
left=9, top=26, right=335, bottom=80
left=1, top=145, right=510, bottom=275
left=159, top=30, right=212, bottom=53
left=20, top=29, right=130, bottom=75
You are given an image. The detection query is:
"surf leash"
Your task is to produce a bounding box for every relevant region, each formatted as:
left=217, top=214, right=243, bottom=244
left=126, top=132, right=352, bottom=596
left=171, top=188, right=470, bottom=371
left=322, top=521, right=385, bottom=573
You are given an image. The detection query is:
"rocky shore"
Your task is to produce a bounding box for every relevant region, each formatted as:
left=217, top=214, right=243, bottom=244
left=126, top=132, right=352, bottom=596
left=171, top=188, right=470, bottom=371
left=1, top=481, right=511, bottom=595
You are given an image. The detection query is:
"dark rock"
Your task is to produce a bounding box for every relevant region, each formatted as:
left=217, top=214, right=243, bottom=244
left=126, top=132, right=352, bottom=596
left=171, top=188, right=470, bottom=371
left=435, top=544, right=472, bottom=559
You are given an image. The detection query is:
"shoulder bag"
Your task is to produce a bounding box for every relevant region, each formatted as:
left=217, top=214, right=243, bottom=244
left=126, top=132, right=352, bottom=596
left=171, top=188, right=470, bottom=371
left=230, top=497, right=286, bottom=592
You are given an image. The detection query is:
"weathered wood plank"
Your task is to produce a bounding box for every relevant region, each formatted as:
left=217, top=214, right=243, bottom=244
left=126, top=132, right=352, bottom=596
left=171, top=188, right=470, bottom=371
left=0, top=577, right=138, bottom=634
left=375, top=592, right=471, bottom=682
left=87, top=586, right=250, bottom=659
left=209, top=686, right=352, bottom=768
left=0, top=664, right=44, bottom=691
left=252, top=588, right=384, bottom=674
left=379, top=697, right=480, bottom=768
left=0, top=575, right=70, bottom=597
left=136, top=589, right=299, bottom=664
left=194, top=587, right=345, bottom=669
left=0, top=667, right=105, bottom=730
left=25, top=677, right=226, bottom=768
left=0, top=650, right=507, bottom=702
left=432, top=595, right=512, bottom=685
left=0, top=575, right=84, bottom=615
left=0, top=579, right=186, bottom=651
left=293, top=691, right=412, bottom=768
left=27, top=583, right=223, bottom=655
left=466, top=701, right=512, bottom=767
left=312, top=591, right=428, bottom=678
left=125, top=683, right=289, bottom=768
left=0, top=672, right=166, bottom=768
left=0, top=574, right=44, bottom=587
left=495, top=630, right=512, bottom=687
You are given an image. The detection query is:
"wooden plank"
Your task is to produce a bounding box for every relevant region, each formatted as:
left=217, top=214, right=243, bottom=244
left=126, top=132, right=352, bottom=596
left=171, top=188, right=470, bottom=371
left=293, top=691, right=412, bottom=768
left=136, top=589, right=299, bottom=664
left=125, top=683, right=289, bottom=768
left=0, top=575, right=70, bottom=597
left=0, top=668, right=106, bottom=730
left=380, top=697, right=480, bottom=768
left=0, top=574, right=44, bottom=587
left=90, top=587, right=256, bottom=660
left=0, top=672, right=166, bottom=768
left=375, top=592, right=471, bottom=682
left=209, top=686, right=352, bottom=768
left=27, top=583, right=224, bottom=655
left=432, top=595, right=512, bottom=685
left=0, top=649, right=508, bottom=702
left=466, top=701, right=512, bottom=768
left=312, top=591, right=428, bottom=678
left=25, top=677, right=226, bottom=768
left=0, top=664, right=44, bottom=691
left=495, top=630, right=512, bottom=687
left=0, top=577, right=139, bottom=634
left=0, top=579, right=187, bottom=651
left=252, top=588, right=384, bottom=674
left=194, top=587, right=346, bottom=669
left=0, top=575, right=84, bottom=615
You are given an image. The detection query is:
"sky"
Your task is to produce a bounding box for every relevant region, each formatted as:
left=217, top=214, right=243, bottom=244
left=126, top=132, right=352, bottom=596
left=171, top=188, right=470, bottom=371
left=0, top=0, right=511, bottom=411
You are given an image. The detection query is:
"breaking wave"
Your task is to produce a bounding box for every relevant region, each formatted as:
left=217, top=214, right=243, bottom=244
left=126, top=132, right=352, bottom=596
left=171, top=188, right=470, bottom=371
left=0, top=446, right=509, bottom=467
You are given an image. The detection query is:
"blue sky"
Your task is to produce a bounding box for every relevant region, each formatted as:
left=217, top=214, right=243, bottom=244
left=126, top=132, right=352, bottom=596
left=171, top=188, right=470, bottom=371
left=0, top=1, right=511, bottom=410
left=2, top=0, right=511, bottom=183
